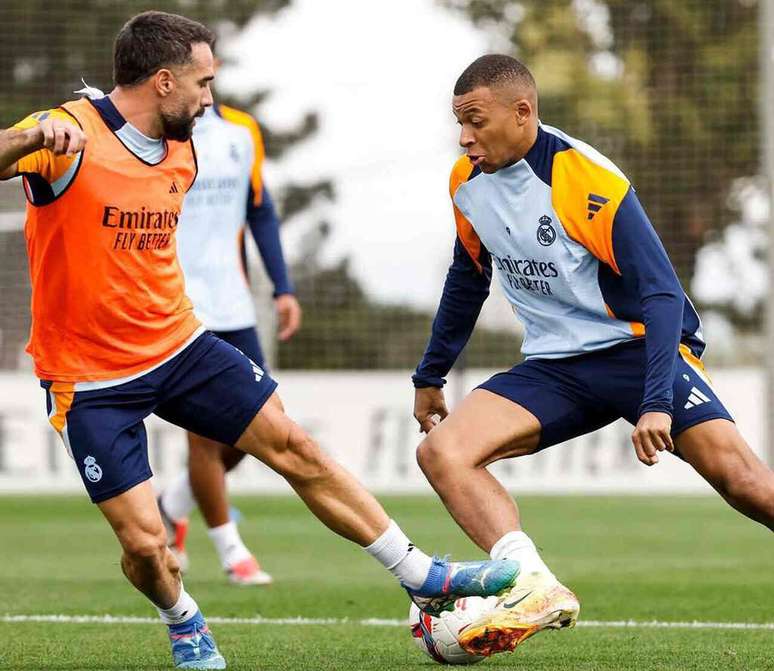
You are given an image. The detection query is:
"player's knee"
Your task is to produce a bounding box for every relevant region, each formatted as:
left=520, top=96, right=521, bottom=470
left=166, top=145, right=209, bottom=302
left=118, top=522, right=167, bottom=564
left=417, top=431, right=465, bottom=477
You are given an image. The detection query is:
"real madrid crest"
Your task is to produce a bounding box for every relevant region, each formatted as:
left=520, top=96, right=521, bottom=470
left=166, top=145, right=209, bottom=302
left=84, top=455, right=103, bottom=483
left=537, top=215, right=556, bottom=246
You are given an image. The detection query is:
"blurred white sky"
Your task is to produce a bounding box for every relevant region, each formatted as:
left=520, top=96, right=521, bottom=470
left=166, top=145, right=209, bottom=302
left=218, top=0, right=500, bottom=313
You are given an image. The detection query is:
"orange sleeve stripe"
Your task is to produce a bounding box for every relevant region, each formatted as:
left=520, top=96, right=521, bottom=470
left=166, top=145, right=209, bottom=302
left=48, top=382, right=75, bottom=434
left=14, top=109, right=79, bottom=182
left=449, top=156, right=482, bottom=272
left=551, top=148, right=630, bottom=275
left=217, top=104, right=265, bottom=205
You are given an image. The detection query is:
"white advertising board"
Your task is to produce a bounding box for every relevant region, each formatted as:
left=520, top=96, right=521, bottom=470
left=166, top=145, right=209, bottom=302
left=0, top=368, right=765, bottom=495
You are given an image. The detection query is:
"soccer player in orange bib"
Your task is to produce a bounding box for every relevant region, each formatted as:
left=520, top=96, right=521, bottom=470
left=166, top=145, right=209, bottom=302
left=0, top=14, right=520, bottom=669
left=412, top=55, right=774, bottom=657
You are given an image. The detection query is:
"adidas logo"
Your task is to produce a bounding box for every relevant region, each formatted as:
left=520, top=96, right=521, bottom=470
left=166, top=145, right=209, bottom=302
left=587, top=193, right=609, bottom=220
left=252, top=363, right=264, bottom=382
left=169, top=182, right=181, bottom=194
left=684, top=386, right=711, bottom=410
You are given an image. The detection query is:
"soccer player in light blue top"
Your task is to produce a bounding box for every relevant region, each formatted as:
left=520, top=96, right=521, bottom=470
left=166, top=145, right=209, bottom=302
left=412, top=55, right=774, bottom=658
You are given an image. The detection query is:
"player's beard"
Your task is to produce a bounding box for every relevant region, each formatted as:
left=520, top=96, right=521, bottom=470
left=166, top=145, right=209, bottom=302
left=160, top=107, right=203, bottom=142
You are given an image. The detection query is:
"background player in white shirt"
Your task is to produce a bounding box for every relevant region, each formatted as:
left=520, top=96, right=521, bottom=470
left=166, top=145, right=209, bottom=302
left=158, top=97, right=302, bottom=585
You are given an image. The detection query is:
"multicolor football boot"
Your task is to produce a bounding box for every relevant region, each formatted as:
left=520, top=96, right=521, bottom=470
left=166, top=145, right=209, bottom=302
left=226, top=555, right=273, bottom=586
left=458, top=570, right=579, bottom=657
left=168, top=611, right=226, bottom=669
left=405, top=556, right=520, bottom=616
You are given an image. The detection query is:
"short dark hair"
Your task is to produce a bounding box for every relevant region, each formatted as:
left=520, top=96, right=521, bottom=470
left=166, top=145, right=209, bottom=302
left=454, top=54, right=536, bottom=96
left=113, top=11, right=216, bottom=87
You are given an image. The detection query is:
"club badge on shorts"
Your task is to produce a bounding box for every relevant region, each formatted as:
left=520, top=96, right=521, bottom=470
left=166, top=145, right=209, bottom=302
left=84, top=455, right=103, bottom=483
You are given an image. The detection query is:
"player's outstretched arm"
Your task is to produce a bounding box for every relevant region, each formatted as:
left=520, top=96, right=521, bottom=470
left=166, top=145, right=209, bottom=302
left=0, top=117, right=86, bottom=179
left=246, top=185, right=302, bottom=341
left=412, top=236, right=491, bottom=431
left=611, top=188, right=683, bottom=465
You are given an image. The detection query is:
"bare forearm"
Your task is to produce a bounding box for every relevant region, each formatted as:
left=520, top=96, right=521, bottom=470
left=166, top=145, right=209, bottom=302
left=0, top=126, right=42, bottom=179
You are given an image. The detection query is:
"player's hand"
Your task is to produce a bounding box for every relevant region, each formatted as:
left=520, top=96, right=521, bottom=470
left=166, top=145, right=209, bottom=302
left=275, top=293, right=302, bottom=341
left=414, top=386, right=449, bottom=434
left=631, top=411, right=674, bottom=466
left=30, top=118, right=87, bottom=156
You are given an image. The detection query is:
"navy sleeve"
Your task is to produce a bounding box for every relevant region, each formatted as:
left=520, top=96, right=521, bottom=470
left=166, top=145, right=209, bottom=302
left=612, top=187, right=684, bottom=417
left=412, top=237, right=492, bottom=388
left=246, top=184, right=294, bottom=297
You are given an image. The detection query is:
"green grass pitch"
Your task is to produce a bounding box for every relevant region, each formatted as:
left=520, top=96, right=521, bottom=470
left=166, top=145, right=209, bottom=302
left=0, top=494, right=771, bottom=670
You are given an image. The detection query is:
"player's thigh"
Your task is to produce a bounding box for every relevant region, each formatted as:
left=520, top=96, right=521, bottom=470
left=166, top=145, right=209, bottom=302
left=97, top=479, right=167, bottom=556
left=423, top=363, right=617, bottom=468
left=43, top=381, right=156, bottom=504
left=420, top=388, right=542, bottom=469
left=155, top=332, right=277, bottom=448
left=676, top=418, right=770, bottom=492
left=233, top=392, right=323, bottom=478
left=669, top=351, right=770, bottom=488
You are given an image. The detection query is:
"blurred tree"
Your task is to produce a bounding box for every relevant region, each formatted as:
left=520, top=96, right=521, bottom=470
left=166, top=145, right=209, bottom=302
left=443, top=0, right=758, bottom=291
left=279, top=222, right=517, bottom=369
left=0, top=1, right=286, bottom=123
left=0, top=0, right=519, bottom=370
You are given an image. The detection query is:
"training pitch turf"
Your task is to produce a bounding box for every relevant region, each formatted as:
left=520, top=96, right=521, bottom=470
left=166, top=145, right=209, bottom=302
left=0, top=494, right=771, bottom=670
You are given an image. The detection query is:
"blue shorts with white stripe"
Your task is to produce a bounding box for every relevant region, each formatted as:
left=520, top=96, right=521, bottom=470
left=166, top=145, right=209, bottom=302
left=478, top=338, right=733, bottom=451
left=42, top=331, right=277, bottom=503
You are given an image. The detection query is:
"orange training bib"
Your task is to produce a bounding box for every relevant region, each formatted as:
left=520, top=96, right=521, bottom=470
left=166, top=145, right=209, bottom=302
left=24, top=98, right=201, bottom=381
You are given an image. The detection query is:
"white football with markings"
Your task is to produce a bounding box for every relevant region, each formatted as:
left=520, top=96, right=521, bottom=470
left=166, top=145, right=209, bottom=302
left=409, top=596, right=498, bottom=665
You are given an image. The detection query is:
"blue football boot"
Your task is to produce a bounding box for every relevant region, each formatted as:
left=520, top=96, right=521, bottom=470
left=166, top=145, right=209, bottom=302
left=405, top=556, right=520, bottom=616
left=168, top=611, right=226, bottom=669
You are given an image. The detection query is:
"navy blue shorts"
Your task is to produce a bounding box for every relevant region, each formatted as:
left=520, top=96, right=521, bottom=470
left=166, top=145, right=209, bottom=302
left=42, top=331, right=277, bottom=503
left=478, top=339, right=733, bottom=451
left=212, top=327, right=266, bottom=371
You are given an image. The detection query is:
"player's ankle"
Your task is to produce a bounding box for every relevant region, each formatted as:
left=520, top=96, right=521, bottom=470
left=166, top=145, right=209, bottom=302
left=490, top=530, right=556, bottom=581
left=364, top=519, right=433, bottom=590
left=157, top=587, right=199, bottom=626
left=208, top=520, right=252, bottom=568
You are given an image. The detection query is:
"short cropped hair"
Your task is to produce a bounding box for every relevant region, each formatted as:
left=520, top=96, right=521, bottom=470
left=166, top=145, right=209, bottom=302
left=454, top=54, right=536, bottom=96
left=113, top=11, right=216, bottom=87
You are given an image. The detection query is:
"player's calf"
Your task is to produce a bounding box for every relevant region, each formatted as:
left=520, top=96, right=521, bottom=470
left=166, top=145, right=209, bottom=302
left=270, top=423, right=330, bottom=486
left=117, top=524, right=182, bottom=605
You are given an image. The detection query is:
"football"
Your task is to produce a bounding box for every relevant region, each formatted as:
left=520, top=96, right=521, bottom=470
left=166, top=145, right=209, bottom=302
left=409, top=597, right=499, bottom=665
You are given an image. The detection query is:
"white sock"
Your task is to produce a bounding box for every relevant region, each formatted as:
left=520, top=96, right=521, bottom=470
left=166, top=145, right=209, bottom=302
left=364, top=520, right=433, bottom=590
left=157, top=586, right=198, bottom=625
left=208, top=521, right=252, bottom=568
left=160, top=472, right=196, bottom=522
left=490, top=531, right=555, bottom=580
